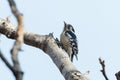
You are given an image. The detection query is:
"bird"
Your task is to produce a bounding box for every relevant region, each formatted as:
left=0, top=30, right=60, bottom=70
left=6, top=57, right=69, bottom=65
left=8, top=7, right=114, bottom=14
left=60, top=22, right=78, bottom=62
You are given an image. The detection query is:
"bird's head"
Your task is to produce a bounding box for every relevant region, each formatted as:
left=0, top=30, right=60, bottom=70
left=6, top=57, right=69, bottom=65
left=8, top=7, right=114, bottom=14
left=64, top=21, right=75, bottom=32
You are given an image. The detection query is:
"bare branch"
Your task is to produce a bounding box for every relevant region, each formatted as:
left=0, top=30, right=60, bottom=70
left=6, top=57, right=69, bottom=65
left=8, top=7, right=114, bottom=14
left=7, top=0, right=22, bottom=19
left=0, top=51, right=14, bottom=72
left=115, top=71, right=120, bottom=80
left=7, top=0, right=24, bottom=80
left=0, top=18, right=89, bottom=80
left=99, top=58, right=109, bottom=80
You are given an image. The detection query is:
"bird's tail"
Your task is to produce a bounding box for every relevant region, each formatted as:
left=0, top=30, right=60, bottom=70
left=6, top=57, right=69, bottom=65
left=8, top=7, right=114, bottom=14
left=71, top=53, right=78, bottom=62
left=75, top=54, right=78, bottom=60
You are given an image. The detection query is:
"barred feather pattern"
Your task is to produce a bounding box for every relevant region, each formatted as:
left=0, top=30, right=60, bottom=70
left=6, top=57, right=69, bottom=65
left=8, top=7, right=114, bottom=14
left=60, top=22, right=78, bottom=62
left=65, top=31, right=78, bottom=61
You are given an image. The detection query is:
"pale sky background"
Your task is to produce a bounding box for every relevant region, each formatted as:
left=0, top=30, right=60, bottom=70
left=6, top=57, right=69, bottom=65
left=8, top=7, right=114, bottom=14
left=0, top=0, right=120, bottom=80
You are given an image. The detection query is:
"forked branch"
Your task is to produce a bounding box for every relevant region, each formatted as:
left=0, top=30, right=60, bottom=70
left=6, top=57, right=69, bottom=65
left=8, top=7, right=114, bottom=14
left=99, top=58, right=109, bottom=80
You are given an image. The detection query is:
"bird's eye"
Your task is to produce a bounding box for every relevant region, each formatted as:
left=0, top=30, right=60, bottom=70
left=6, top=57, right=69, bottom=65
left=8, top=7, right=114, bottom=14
left=68, top=25, right=72, bottom=29
left=68, top=25, right=75, bottom=32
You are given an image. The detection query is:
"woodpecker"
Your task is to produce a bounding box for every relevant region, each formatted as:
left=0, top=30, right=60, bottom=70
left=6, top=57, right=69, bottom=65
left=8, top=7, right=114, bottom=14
left=60, top=22, right=78, bottom=62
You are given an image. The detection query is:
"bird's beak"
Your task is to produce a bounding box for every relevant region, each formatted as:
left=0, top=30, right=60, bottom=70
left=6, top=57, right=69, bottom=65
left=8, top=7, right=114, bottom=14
left=64, top=21, right=67, bottom=26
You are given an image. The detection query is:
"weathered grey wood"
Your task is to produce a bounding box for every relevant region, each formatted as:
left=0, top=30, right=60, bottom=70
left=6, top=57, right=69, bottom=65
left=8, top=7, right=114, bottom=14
left=0, top=18, right=89, bottom=80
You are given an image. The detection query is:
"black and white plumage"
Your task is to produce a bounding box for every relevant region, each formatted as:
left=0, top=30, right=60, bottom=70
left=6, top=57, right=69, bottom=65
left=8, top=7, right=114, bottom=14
left=60, top=22, right=78, bottom=62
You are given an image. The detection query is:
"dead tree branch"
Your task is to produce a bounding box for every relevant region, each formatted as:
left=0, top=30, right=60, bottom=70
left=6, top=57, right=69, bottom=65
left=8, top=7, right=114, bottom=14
left=0, top=51, right=14, bottom=72
left=0, top=51, right=23, bottom=80
left=7, top=0, right=22, bottom=19
left=10, top=15, right=24, bottom=80
left=7, top=0, right=24, bottom=80
left=115, top=71, right=120, bottom=80
left=99, top=58, right=109, bottom=80
left=0, top=18, right=89, bottom=80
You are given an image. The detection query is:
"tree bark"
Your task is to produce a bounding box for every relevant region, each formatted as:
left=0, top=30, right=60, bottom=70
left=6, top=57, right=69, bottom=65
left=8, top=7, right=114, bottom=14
left=0, top=18, right=89, bottom=80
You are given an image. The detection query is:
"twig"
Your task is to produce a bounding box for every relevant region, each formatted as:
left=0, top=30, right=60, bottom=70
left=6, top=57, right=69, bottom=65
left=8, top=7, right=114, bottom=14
left=99, top=58, right=109, bottom=80
left=115, top=71, right=120, bottom=80
left=7, top=0, right=22, bottom=18
left=0, top=51, right=14, bottom=72
left=7, top=0, right=24, bottom=80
